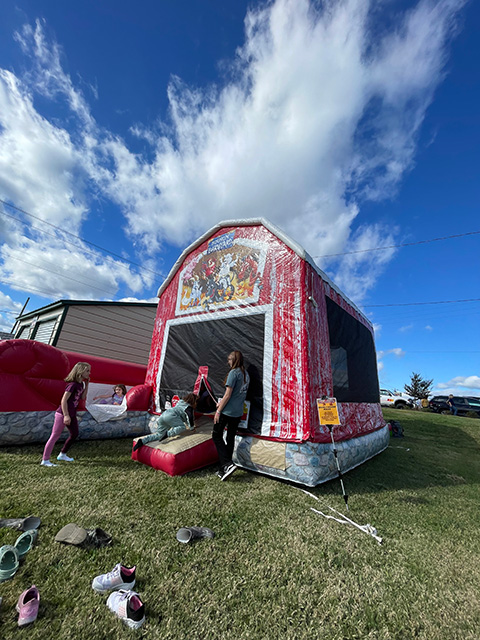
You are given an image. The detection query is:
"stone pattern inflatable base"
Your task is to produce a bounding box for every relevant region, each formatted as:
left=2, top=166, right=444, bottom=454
left=0, top=410, right=151, bottom=446
left=234, top=425, right=390, bottom=487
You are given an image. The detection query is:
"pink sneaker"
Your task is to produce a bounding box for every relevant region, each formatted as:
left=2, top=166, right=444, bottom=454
left=16, top=585, right=40, bottom=626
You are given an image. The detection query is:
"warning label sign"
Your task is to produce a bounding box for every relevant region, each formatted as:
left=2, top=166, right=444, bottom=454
left=316, top=397, right=340, bottom=426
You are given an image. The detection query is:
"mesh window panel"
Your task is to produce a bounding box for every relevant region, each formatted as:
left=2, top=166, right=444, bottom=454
left=326, top=297, right=379, bottom=403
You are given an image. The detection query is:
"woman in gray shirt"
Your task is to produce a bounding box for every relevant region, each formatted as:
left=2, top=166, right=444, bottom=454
left=213, top=350, right=250, bottom=481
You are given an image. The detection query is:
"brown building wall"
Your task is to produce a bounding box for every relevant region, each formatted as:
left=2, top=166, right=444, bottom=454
left=54, top=304, right=156, bottom=365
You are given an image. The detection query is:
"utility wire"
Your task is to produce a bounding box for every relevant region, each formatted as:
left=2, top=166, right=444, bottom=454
left=6, top=255, right=119, bottom=297
left=1, top=208, right=146, bottom=280
left=314, top=230, right=480, bottom=258
left=0, top=199, right=166, bottom=279
left=406, top=350, right=480, bottom=353
left=363, top=298, right=480, bottom=308
left=0, top=278, right=67, bottom=299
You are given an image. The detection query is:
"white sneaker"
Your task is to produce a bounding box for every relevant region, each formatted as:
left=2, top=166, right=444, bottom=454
left=221, top=464, right=237, bottom=481
left=40, top=460, right=57, bottom=467
left=92, top=563, right=136, bottom=593
left=106, top=590, right=145, bottom=629
left=57, top=452, right=74, bottom=462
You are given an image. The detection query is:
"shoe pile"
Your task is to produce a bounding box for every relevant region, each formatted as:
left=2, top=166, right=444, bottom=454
left=0, top=519, right=41, bottom=626
left=92, top=563, right=145, bottom=630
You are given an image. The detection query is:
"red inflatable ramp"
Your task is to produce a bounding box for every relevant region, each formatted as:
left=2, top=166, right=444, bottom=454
left=131, top=415, right=218, bottom=476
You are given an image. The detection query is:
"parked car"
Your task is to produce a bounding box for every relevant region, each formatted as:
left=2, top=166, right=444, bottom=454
left=428, top=395, right=480, bottom=417
left=379, top=389, right=413, bottom=409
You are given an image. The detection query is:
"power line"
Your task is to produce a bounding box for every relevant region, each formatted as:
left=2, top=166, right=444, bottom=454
left=1, top=208, right=141, bottom=279
left=406, top=350, right=480, bottom=353
left=0, top=199, right=166, bottom=279
left=6, top=255, right=119, bottom=297
left=314, top=230, right=480, bottom=258
left=363, top=298, right=480, bottom=308
left=0, top=278, right=65, bottom=298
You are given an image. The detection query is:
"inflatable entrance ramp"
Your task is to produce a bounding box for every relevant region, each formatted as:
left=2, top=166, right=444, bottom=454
left=131, top=415, right=218, bottom=476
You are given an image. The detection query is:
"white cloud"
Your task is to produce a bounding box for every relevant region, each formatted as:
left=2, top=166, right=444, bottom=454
left=0, top=0, right=466, bottom=304
left=399, top=324, right=414, bottom=332
left=425, top=325, right=433, bottom=330
left=437, top=376, right=480, bottom=392
left=0, top=291, right=23, bottom=333
left=0, top=232, right=152, bottom=300
left=0, top=69, right=87, bottom=228
left=118, top=296, right=158, bottom=304
left=377, top=348, right=405, bottom=359
left=376, top=346, right=405, bottom=376
left=14, top=20, right=95, bottom=129
left=101, top=0, right=464, bottom=302
left=0, top=26, right=154, bottom=300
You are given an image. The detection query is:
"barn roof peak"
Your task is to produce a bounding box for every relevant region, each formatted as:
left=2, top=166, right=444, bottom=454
left=157, top=218, right=368, bottom=323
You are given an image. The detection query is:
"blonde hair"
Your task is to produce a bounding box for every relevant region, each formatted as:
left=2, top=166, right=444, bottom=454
left=65, top=362, right=91, bottom=383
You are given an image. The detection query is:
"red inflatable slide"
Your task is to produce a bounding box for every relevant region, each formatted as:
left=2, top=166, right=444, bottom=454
left=0, top=339, right=151, bottom=413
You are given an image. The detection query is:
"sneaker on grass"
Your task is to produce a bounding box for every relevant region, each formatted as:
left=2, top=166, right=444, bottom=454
left=92, top=563, right=136, bottom=593
left=57, top=452, right=74, bottom=462
left=106, top=589, right=145, bottom=630
left=221, top=464, right=237, bottom=481
left=16, top=585, right=40, bottom=627
left=40, top=460, right=57, bottom=467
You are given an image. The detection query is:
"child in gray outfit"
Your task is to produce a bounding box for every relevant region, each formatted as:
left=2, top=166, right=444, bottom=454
left=133, top=394, right=197, bottom=450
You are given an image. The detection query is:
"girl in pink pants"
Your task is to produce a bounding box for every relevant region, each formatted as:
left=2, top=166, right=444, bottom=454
left=41, top=362, right=91, bottom=467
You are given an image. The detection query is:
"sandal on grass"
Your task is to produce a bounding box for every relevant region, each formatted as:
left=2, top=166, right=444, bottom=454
left=15, top=530, right=38, bottom=560
left=0, top=545, right=20, bottom=582
left=0, top=516, right=41, bottom=532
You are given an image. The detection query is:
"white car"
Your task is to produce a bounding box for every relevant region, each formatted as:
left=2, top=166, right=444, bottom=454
left=379, top=389, right=413, bottom=409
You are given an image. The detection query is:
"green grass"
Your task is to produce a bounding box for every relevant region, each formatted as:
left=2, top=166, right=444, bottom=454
left=0, top=409, right=479, bottom=639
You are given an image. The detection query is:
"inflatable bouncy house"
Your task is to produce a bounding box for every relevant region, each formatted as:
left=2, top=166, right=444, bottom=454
left=134, top=218, right=389, bottom=486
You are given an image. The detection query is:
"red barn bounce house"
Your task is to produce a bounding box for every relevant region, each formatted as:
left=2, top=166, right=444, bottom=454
left=139, top=218, right=388, bottom=486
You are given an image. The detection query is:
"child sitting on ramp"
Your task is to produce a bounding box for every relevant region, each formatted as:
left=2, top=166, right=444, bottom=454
left=133, top=393, right=198, bottom=451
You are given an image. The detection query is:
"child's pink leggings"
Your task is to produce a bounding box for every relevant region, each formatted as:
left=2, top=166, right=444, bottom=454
left=42, top=413, right=79, bottom=461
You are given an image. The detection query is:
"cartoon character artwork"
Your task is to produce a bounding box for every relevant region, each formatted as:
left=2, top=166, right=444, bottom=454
left=176, top=232, right=266, bottom=315
left=218, top=253, right=237, bottom=291
left=190, top=275, right=202, bottom=307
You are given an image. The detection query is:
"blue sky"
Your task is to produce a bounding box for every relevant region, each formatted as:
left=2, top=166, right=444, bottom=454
left=0, top=0, right=478, bottom=397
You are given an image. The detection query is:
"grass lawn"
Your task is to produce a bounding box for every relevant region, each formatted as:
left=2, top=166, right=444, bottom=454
left=0, top=409, right=479, bottom=639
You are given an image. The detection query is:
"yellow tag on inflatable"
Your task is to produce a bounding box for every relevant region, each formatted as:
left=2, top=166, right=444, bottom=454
left=317, top=397, right=340, bottom=426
